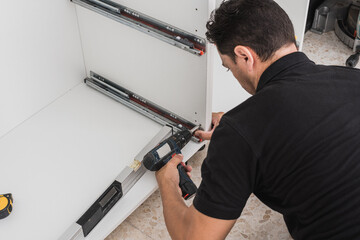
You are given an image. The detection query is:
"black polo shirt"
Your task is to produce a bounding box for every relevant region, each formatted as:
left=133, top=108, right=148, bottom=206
left=193, top=52, right=360, bottom=240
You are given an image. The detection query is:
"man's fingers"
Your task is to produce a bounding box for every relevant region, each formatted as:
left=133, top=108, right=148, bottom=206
left=212, top=112, right=224, bottom=125
left=180, top=163, right=192, bottom=178
left=195, top=112, right=224, bottom=141
left=169, top=154, right=183, bottom=166
left=180, top=162, right=192, bottom=172
left=194, top=130, right=212, bottom=140
left=183, top=164, right=192, bottom=173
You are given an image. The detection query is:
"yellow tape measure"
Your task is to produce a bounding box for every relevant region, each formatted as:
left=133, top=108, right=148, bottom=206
left=0, top=193, right=13, bottom=219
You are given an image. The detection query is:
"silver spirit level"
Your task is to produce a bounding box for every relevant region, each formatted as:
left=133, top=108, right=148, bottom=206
left=59, top=126, right=173, bottom=240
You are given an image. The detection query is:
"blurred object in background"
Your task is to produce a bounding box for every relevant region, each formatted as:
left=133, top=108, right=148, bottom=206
left=306, top=0, right=326, bottom=32
left=335, top=1, right=360, bottom=49
left=334, top=0, right=360, bottom=67
left=308, top=0, right=360, bottom=67
left=310, top=0, right=352, bottom=34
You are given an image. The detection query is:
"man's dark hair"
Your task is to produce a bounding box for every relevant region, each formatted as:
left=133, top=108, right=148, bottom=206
left=206, top=0, right=296, bottom=62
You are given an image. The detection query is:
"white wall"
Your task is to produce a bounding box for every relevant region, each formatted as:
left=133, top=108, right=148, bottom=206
left=212, top=0, right=309, bottom=112
left=0, top=0, right=85, bottom=138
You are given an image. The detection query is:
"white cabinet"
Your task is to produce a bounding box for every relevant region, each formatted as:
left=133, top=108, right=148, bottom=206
left=0, top=0, right=213, bottom=239
left=0, top=0, right=85, bottom=138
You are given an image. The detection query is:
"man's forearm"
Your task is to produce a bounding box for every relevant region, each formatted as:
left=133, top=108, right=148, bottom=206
left=158, top=180, right=192, bottom=240
left=156, top=155, right=236, bottom=240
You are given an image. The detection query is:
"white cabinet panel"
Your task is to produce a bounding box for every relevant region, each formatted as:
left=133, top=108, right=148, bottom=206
left=75, top=0, right=216, bottom=130
left=0, top=1, right=213, bottom=239
left=0, top=0, right=85, bottom=138
left=276, top=0, right=310, bottom=50
left=0, top=84, right=161, bottom=239
left=0, top=84, right=204, bottom=239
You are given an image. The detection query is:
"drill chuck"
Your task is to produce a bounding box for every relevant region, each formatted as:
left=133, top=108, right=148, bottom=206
left=142, top=129, right=198, bottom=199
left=143, top=129, right=192, bottom=171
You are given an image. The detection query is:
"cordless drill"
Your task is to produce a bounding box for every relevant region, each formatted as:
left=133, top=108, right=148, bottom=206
left=143, top=127, right=199, bottom=200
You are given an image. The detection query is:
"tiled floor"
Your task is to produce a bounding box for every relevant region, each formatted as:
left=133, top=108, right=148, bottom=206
left=106, top=31, right=358, bottom=240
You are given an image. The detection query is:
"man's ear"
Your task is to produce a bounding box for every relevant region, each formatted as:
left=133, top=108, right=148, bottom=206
left=234, top=46, right=255, bottom=72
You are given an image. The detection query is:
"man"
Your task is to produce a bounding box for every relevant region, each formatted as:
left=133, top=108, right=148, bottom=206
left=156, top=0, right=360, bottom=239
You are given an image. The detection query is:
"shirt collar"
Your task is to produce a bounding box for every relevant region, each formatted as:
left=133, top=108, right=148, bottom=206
left=256, top=52, right=312, bottom=92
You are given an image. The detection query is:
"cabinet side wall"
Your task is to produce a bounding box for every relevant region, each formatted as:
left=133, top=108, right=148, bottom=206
left=0, top=0, right=85, bottom=138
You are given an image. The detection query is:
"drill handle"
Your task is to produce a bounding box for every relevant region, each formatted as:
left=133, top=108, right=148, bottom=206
left=177, top=163, right=197, bottom=200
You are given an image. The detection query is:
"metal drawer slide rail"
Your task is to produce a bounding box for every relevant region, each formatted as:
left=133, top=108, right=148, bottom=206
left=71, top=0, right=206, bottom=56
left=85, top=71, right=201, bottom=142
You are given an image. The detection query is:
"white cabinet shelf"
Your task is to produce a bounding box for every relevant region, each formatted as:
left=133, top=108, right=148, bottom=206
left=0, top=84, right=203, bottom=239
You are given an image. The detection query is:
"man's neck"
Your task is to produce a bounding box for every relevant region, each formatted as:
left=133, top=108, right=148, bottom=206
left=270, top=44, right=298, bottom=65
left=253, top=44, right=298, bottom=91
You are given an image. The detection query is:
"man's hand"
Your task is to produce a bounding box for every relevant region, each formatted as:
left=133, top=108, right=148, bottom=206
left=155, top=154, right=192, bottom=196
left=194, top=112, right=224, bottom=140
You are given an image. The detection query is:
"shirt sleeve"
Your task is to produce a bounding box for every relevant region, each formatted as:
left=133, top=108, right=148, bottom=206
left=193, top=117, right=257, bottom=220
